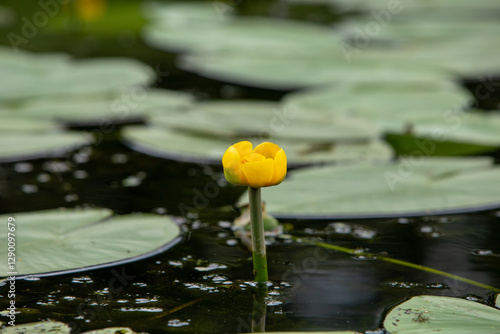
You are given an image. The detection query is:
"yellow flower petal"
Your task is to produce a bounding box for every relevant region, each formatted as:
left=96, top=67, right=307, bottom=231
left=233, top=141, right=253, bottom=157
left=241, top=158, right=275, bottom=188
left=270, top=148, right=287, bottom=185
left=253, top=142, right=281, bottom=159
left=222, top=145, right=248, bottom=185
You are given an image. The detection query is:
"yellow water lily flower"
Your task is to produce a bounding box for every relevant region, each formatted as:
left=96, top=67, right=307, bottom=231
left=222, top=141, right=287, bottom=188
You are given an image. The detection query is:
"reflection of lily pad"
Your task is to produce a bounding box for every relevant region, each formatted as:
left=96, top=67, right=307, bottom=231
left=0, top=208, right=181, bottom=277
left=0, top=47, right=154, bottom=102
left=122, top=126, right=393, bottom=166
left=384, top=295, right=500, bottom=334
left=259, top=157, right=500, bottom=218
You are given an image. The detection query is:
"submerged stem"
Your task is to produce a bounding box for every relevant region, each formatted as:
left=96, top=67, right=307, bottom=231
left=295, top=237, right=500, bottom=293
left=249, top=186, right=269, bottom=283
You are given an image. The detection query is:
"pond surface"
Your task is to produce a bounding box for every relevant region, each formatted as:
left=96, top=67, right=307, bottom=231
left=1, top=0, right=500, bottom=333
left=1, top=142, right=500, bottom=333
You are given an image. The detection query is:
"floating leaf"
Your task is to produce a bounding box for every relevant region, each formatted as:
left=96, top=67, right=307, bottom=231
left=144, top=2, right=449, bottom=89
left=0, top=321, right=139, bottom=334
left=251, top=332, right=360, bottom=334
left=2, top=88, right=194, bottom=125
left=258, top=157, right=500, bottom=219
left=384, top=295, right=500, bottom=334
left=0, top=132, right=90, bottom=163
left=384, top=111, right=500, bottom=155
left=153, top=100, right=381, bottom=142
left=0, top=321, right=70, bottom=334
left=284, top=82, right=500, bottom=155
left=284, top=81, right=473, bottom=132
left=144, top=7, right=341, bottom=54
left=0, top=47, right=154, bottom=102
left=287, top=0, right=500, bottom=17
left=180, top=49, right=450, bottom=90
left=0, top=208, right=181, bottom=277
left=122, top=125, right=392, bottom=166
left=82, top=327, right=139, bottom=334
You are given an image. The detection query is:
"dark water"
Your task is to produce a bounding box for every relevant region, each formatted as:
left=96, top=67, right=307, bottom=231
left=1, top=140, right=500, bottom=333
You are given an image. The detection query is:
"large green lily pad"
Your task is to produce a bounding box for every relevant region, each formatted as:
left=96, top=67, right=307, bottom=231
left=143, top=3, right=340, bottom=54
left=153, top=100, right=381, bottom=142
left=289, top=0, right=500, bottom=17
left=122, top=98, right=393, bottom=165
left=0, top=208, right=181, bottom=277
left=143, top=2, right=450, bottom=90
left=180, top=49, right=450, bottom=90
left=122, top=126, right=392, bottom=166
left=1, top=88, right=194, bottom=125
left=283, top=81, right=473, bottom=132
left=258, top=157, right=500, bottom=218
left=0, top=47, right=154, bottom=102
left=384, top=295, right=500, bottom=334
left=0, top=112, right=90, bottom=162
left=0, top=132, right=90, bottom=163
left=284, top=83, right=500, bottom=155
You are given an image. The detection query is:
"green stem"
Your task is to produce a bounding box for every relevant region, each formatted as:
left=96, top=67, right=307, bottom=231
left=294, top=237, right=500, bottom=293
left=249, top=186, right=269, bottom=283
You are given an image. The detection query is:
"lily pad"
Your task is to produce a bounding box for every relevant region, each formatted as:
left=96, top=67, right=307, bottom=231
left=82, top=328, right=139, bottom=334
left=384, top=295, right=500, bottom=334
left=0, top=321, right=139, bottom=334
left=144, top=2, right=450, bottom=89
left=0, top=111, right=90, bottom=162
left=122, top=125, right=393, bottom=166
left=153, top=100, right=381, bottom=142
left=0, top=321, right=71, bottom=334
left=283, top=81, right=473, bottom=131
left=2, top=88, right=194, bottom=125
left=290, top=0, right=500, bottom=16
left=258, top=157, right=500, bottom=219
left=144, top=5, right=341, bottom=54
left=283, top=83, right=500, bottom=155
left=180, top=49, right=450, bottom=90
left=0, top=132, right=90, bottom=163
left=251, top=332, right=360, bottom=334
left=0, top=208, right=181, bottom=277
left=0, top=47, right=154, bottom=102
